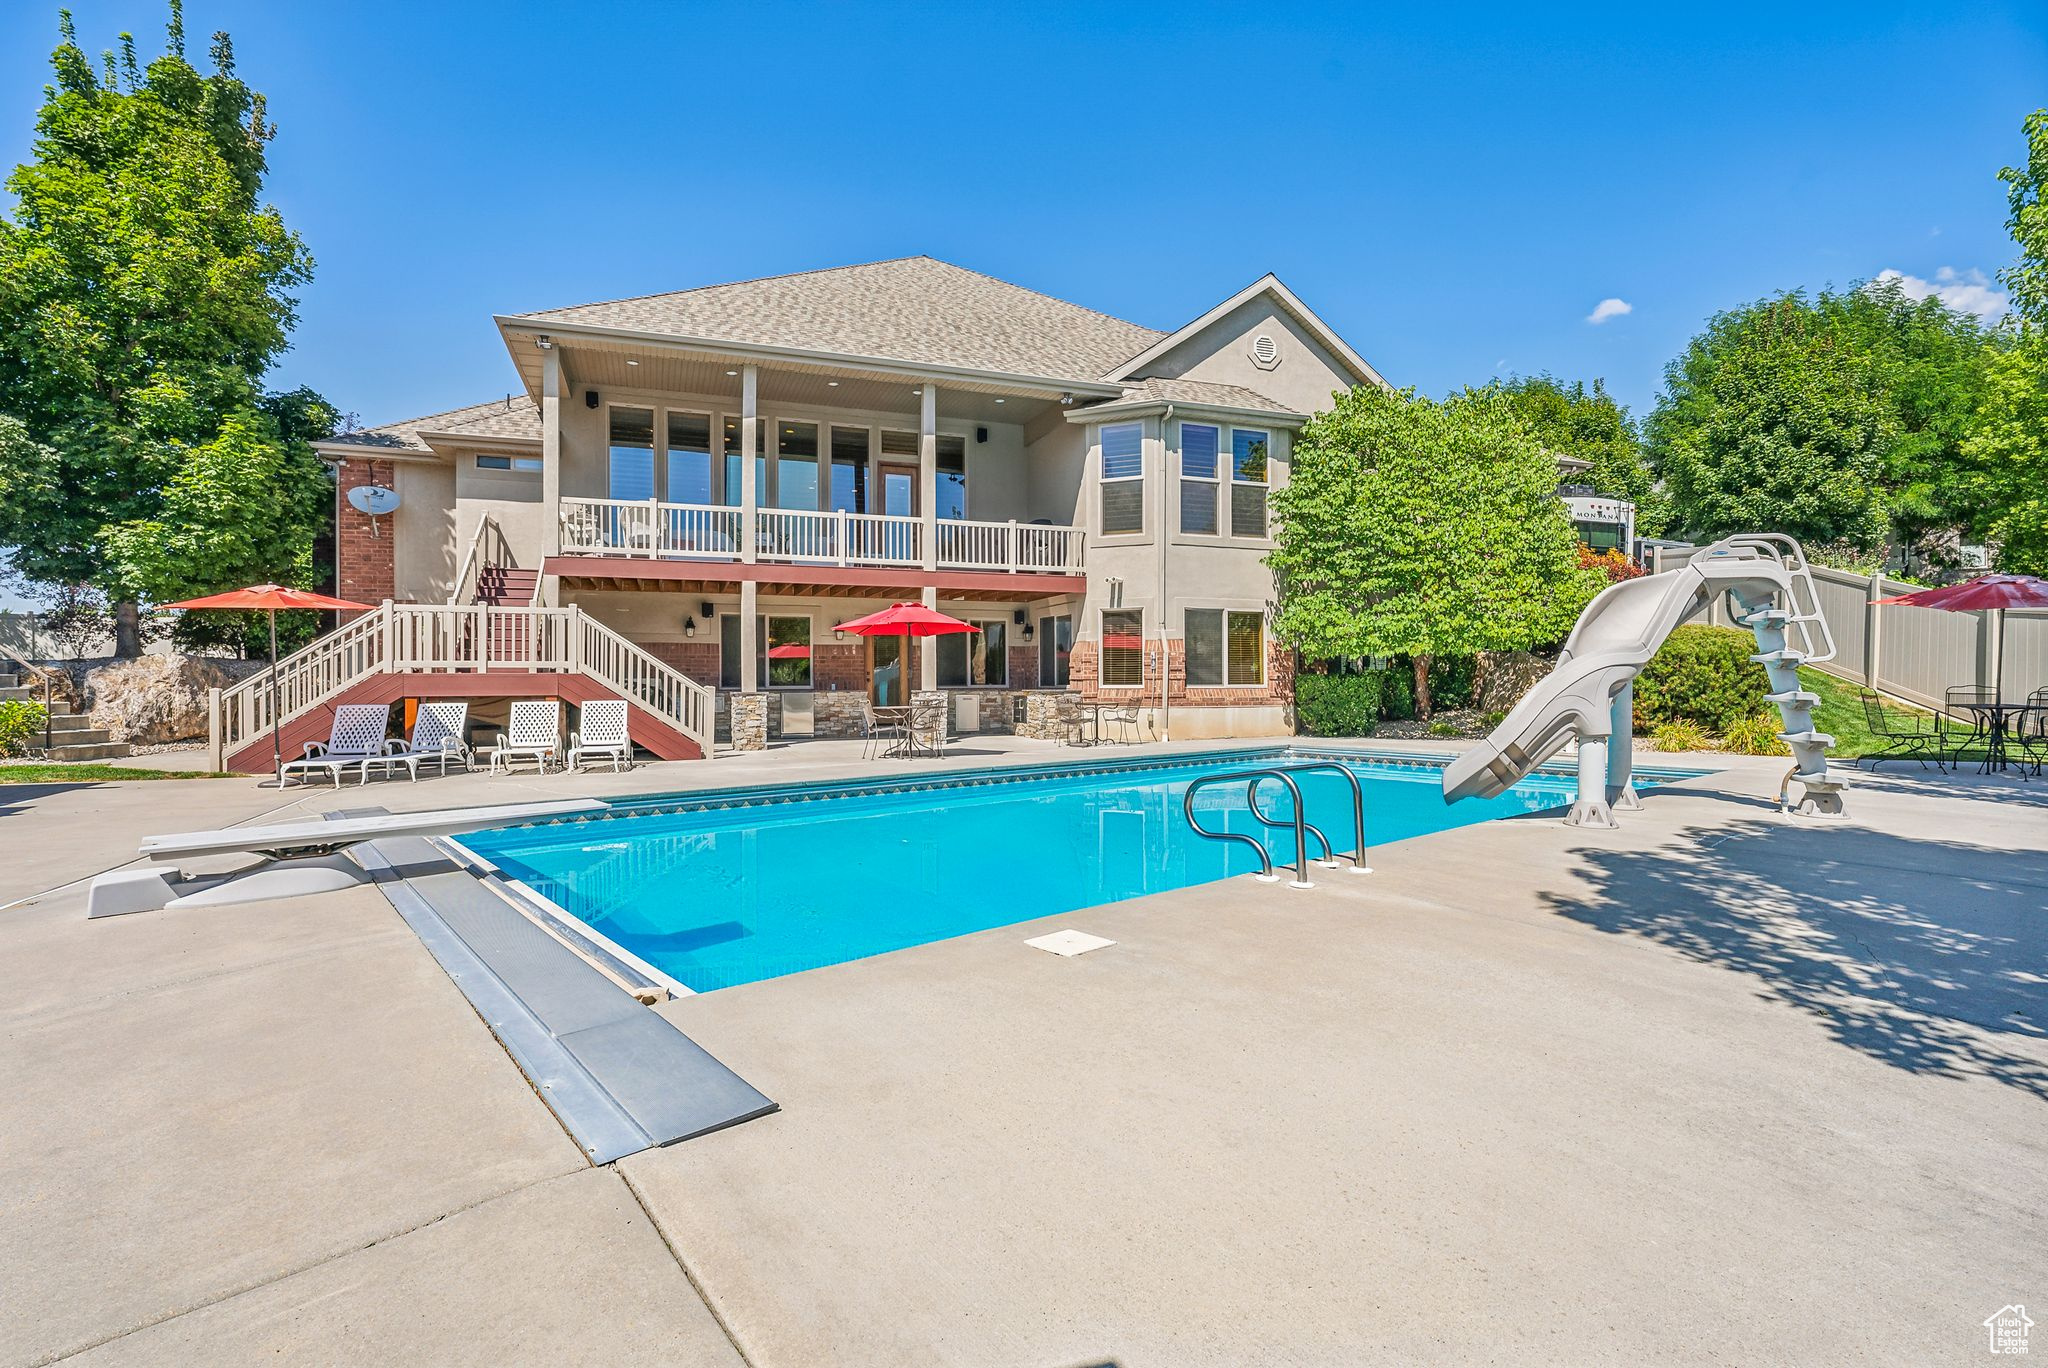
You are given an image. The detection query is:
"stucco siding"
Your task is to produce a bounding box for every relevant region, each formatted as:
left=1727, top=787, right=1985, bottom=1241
left=1140, top=296, right=1358, bottom=417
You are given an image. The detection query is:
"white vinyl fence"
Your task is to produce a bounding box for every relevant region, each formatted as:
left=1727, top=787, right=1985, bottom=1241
left=1649, top=548, right=2046, bottom=709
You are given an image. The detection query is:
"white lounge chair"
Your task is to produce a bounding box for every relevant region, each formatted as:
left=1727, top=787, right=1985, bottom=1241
left=278, top=704, right=392, bottom=788
left=489, top=700, right=561, bottom=774
left=364, top=701, right=472, bottom=782
left=568, top=699, right=632, bottom=772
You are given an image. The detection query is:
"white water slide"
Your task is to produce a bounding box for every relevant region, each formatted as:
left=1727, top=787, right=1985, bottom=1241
left=1442, top=534, right=1845, bottom=825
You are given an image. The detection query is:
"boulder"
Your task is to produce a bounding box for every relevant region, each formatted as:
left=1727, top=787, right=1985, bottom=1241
left=1474, top=651, right=1552, bottom=713
left=81, top=654, right=241, bottom=745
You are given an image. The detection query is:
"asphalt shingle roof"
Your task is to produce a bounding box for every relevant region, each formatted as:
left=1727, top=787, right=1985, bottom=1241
left=324, top=395, right=539, bottom=453
left=514, top=256, right=1165, bottom=382
left=1111, top=377, right=1298, bottom=414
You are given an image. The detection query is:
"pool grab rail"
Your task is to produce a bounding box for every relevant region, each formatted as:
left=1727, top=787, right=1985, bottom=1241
left=1181, top=763, right=1373, bottom=890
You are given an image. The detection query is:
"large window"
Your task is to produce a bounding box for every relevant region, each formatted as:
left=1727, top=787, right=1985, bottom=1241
left=719, top=614, right=812, bottom=689
left=775, top=421, right=819, bottom=509
left=1039, top=613, right=1073, bottom=686
left=721, top=416, right=767, bottom=505
left=1100, top=609, right=1143, bottom=687
left=830, top=426, right=870, bottom=513
left=937, top=620, right=1007, bottom=687
left=1099, top=423, right=1144, bottom=535
left=1230, top=429, right=1269, bottom=538
left=608, top=407, right=655, bottom=500
left=936, top=435, right=968, bottom=520
left=1185, top=609, right=1265, bottom=686
left=1179, top=422, right=1219, bottom=535
left=666, top=412, right=712, bottom=504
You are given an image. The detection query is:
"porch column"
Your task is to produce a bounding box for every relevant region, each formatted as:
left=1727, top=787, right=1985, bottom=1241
left=739, top=579, right=759, bottom=692
left=539, top=342, right=562, bottom=606
left=740, top=363, right=759, bottom=565
left=920, top=585, right=939, bottom=691
left=919, top=382, right=937, bottom=572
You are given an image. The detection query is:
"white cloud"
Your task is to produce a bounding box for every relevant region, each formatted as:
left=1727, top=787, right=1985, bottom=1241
left=1871, top=266, right=2007, bottom=320
left=1586, top=297, right=1632, bottom=325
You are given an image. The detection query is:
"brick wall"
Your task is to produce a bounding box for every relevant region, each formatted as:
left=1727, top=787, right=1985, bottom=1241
left=335, top=458, right=396, bottom=617
left=814, top=642, right=866, bottom=693
left=645, top=641, right=721, bottom=688
left=1068, top=636, right=1292, bottom=709
left=1008, top=643, right=1040, bottom=690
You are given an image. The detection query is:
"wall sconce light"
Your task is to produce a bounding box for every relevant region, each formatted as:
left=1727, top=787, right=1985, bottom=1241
left=834, top=628, right=848, bottom=642
left=683, top=616, right=697, bottom=638
left=1021, top=621, right=1034, bottom=642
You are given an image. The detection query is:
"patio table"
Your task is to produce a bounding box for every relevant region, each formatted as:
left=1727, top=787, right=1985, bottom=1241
left=1956, top=700, right=2040, bottom=775
left=872, top=705, right=916, bottom=758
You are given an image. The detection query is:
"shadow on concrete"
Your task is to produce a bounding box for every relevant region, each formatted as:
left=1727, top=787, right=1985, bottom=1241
left=1543, top=819, right=2048, bottom=1098
left=0, top=782, right=99, bottom=810
left=1845, top=762, right=2048, bottom=809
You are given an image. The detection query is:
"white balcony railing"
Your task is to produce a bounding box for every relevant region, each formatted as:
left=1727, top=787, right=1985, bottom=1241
left=559, top=498, right=1086, bottom=573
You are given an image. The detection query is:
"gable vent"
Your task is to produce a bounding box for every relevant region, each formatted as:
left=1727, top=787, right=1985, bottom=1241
left=1250, top=333, right=1280, bottom=369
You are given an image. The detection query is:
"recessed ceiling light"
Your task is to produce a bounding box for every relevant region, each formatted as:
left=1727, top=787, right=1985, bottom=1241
left=827, top=380, right=839, bottom=387
left=994, top=397, right=1005, bottom=404
left=726, top=370, right=738, bottom=376
left=912, top=388, right=922, bottom=395
left=626, top=358, right=639, bottom=366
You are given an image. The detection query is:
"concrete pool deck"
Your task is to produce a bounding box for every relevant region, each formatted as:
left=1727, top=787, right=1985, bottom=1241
left=3, top=741, right=2043, bottom=1365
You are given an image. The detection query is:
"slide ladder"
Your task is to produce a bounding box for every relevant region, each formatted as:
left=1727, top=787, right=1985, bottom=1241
left=1442, top=533, right=1846, bottom=825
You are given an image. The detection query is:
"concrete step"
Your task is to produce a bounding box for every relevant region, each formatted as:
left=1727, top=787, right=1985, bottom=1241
left=43, top=713, right=103, bottom=734
left=39, top=741, right=133, bottom=762
left=41, top=724, right=114, bottom=745
left=0, top=673, right=16, bottom=688
left=0, top=685, right=35, bottom=703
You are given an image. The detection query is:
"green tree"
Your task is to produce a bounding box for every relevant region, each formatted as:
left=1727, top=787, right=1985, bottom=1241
left=1269, top=385, right=1604, bottom=715
left=1486, top=375, right=1667, bottom=535
left=1646, top=295, right=1897, bottom=550
left=0, top=4, right=323, bottom=655
left=1956, top=108, right=2048, bottom=574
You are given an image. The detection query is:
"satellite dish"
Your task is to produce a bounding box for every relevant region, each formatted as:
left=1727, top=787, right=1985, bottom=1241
left=347, top=484, right=401, bottom=517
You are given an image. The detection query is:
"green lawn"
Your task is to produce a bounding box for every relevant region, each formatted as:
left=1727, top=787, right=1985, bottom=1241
left=0, top=763, right=231, bottom=783
left=1802, top=668, right=1992, bottom=764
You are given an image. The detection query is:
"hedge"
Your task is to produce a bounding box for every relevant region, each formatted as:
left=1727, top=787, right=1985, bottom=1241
left=1634, top=625, right=1771, bottom=734
left=1296, top=673, right=1380, bottom=736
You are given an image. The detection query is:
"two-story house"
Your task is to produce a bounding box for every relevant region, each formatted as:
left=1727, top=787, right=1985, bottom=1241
left=215, top=257, right=1385, bottom=770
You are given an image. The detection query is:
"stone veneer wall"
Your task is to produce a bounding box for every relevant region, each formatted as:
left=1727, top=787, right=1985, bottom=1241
left=729, top=693, right=768, bottom=751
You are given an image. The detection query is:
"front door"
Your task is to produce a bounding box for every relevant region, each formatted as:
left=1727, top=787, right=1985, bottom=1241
left=869, top=635, right=904, bottom=706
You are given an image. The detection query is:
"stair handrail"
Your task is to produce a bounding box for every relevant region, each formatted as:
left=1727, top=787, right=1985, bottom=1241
left=0, top=640, right=62, bottom=752
left=449, top=514, right=506, bottom=606
left=575, top=611, right=716, bottom=754
left=215, top=603, right=392, bottom=761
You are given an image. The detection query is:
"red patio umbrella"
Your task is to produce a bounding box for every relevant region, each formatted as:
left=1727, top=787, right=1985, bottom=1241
left=164, top=584, right=374, bottom=784
left=1873, top=573, right=2048, bottom=695
left=833, top=603, right=979, bottom=707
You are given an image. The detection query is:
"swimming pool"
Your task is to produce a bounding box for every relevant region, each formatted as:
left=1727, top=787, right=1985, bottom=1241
left=460, top=748, right=1679, bottom=995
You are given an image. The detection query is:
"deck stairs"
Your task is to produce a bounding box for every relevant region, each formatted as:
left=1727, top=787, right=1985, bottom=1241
left=208, top=603, right=715, bottom=772
left=472, top=565, right=539, bottom=607
left=0, top=669, right=133, bottom=762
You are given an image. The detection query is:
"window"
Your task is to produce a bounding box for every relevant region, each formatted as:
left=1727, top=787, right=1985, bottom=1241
left=1039, top=614, right=1073, bottom=686
left=1230, top=429, right=1269, bottom=538
left=718, top=614, right=812, bottom=689
left=1185, top=609, right=1265, bottom=686
left=1099, top=423, right=1144, bottom=535
left=830, top=427, right=870, bottom=512
left=935, top=435, right=967, bottom=520
left=608, top=407, right=655, bottom=500
left=1179, top=423, right=1219, bottom=535
left=937, top=620, right=1007, bottom=687
left=775, top=421, right=819, bottom=509
left=1100, top=609, right=1143, bottom=687
left=666, top=413, right=712, bottom=504
left=475, top=453, right=541, bottom=472
left=721, top=416, right=767, bottom=505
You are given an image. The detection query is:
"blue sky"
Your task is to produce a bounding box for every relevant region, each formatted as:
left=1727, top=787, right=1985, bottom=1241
left=1, top=3, right=2044, bottom=604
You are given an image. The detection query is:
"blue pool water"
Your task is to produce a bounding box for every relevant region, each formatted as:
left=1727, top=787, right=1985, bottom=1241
left=461, top=749, right=1656, bottom=994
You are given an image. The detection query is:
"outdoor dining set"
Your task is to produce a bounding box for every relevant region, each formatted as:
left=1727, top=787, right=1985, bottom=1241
left=1857, top=684, right=2048, bottom=777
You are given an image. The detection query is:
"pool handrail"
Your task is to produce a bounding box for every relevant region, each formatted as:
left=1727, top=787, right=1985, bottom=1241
left=1183, top=768, right=1320, bottom=888
left=1261, top=762, right=1372, bottom=876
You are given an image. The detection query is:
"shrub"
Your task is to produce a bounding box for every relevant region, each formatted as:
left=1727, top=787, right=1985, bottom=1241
left=1426, top=720, right=1462, bottom=738
left=1479, top=709, right=1508, bottom=730
left=1650, top=719, right=1712, bottom=752
left=1378, top=666, right=1416, bottom=720
left=0, top=700, right=49, bottom=756
left=1577, top=545, right=1646, bottom=582
left=1295, top=673, right=1379, bottom=736
left=1425, top=654, right=1478, bottom=710
left=1635, top=625, right=1771, bottom=734
left=1721, top=711, right=1791, bottom=756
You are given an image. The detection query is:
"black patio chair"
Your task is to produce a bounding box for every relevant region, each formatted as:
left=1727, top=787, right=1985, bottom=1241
left=2015, top=687, right=2048, bottom=778
left=1855, top=690, right=1949, bottom=772
left=1940, top=684, right=1998, bottom=760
